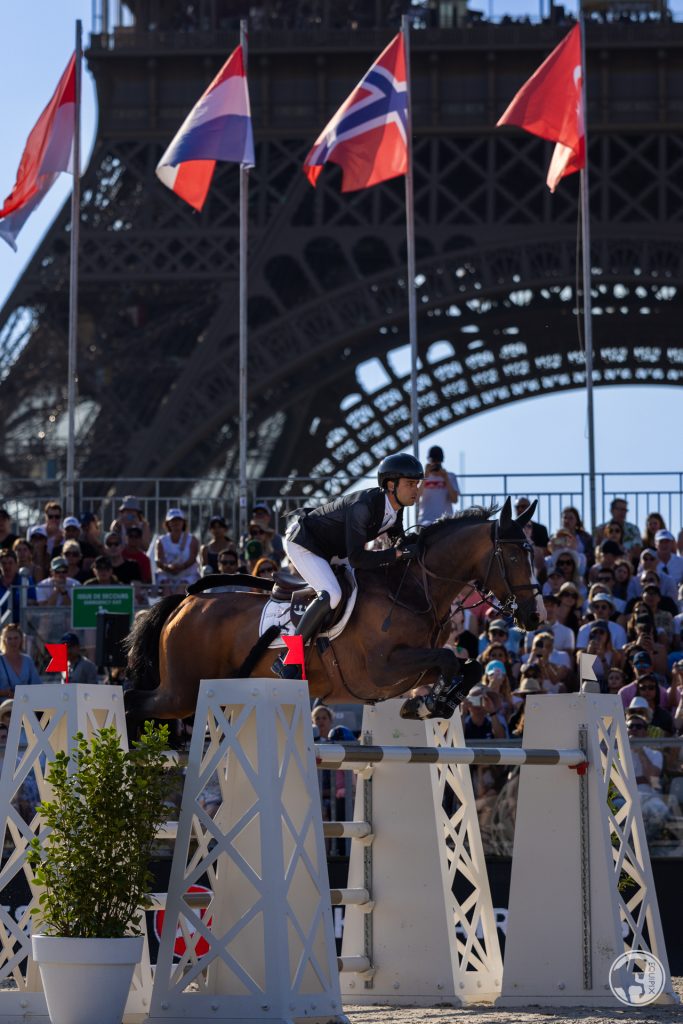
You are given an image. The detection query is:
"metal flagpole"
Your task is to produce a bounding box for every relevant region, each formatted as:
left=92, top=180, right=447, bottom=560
left=401, top=14, right=420, bottom=460
left=579, top=12, right=597, bottom=532
left=238, top=19, right=250, bottom=539
left=66, top=20, right=82, bottom=515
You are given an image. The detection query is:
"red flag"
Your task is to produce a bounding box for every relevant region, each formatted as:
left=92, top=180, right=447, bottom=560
left=303, top=33, right=408, bottom=192
left=0, top=53, right=76, bottom=250
left=282, top=635, right=306, bottom=679
left=45, top=643, right=68, bottom=681
left=496, top=25, right=584, bottom=193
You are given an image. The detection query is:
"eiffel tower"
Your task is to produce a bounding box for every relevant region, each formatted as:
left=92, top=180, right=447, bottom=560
left=1, top=1, right=682, bottom=498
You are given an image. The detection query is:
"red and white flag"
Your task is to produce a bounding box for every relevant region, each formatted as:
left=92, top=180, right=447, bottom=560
left=497, top=25, right=584, bottom=193
left=0, top=53, right=77, bottom=250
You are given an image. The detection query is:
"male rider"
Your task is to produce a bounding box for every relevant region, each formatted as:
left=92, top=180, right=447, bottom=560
left=272, top=453, right=423, bottom=679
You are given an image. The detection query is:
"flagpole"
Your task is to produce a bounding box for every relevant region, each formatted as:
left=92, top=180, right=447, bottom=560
left=238, top=19, right=249, bottom=540
left=401, top=14, right=420, bottom=461
left=66, top=20, right=82, bottom=516
left=579, top=12, right=597, bottom=533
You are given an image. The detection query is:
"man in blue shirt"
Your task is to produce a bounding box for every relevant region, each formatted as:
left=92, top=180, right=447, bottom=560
left=0, top=549, right=36, bottom=623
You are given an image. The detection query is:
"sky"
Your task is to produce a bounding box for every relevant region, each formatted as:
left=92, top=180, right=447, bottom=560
left=0, top=2, right=682, bottom=533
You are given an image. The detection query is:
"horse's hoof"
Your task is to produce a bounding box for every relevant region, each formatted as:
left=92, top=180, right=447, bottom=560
left=400, top=695, right=435, bottom=720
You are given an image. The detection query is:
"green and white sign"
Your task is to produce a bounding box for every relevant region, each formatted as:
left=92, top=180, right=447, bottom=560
left=71, top=586, right=135, bottom=629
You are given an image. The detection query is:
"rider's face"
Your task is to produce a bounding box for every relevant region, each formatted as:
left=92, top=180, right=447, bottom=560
left=391, top=477, right=420, bottom=507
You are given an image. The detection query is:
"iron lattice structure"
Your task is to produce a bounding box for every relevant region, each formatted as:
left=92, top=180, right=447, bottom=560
left=1, top=5, right=683, bottom=496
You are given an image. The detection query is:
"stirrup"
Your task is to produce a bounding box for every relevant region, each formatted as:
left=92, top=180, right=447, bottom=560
left=271, top=653, right=302, bottom=680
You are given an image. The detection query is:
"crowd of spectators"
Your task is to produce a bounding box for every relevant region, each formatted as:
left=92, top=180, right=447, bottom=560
left=447, top=496, right=683, bottom=848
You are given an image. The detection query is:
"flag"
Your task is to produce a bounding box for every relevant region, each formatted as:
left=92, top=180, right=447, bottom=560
left=304, top=32, right=408, bottom=192
left=0, top=54, right=76, bottom=251
left=496, top=24, right=584, bottom=193
left=282, top=634, right=306, bottom=679
left=45, top=643, right=68, bottom=681
left=156, top=44, right=255, bottom=211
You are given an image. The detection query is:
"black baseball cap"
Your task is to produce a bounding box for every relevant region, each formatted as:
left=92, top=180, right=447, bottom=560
left=61, top=632, right=80, bottom=646
left=427, top=445, right=444, bottom=461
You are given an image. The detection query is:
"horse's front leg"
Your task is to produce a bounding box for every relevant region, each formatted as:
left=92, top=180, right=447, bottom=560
left=385, top=645, right=483, bottom=720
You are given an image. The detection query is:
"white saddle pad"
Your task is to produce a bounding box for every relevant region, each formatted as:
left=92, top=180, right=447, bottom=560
left=258, top=566, right=359, bottom=648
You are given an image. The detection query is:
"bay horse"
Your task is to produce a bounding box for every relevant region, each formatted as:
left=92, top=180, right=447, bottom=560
left=124, top=497, right=543, bottom=727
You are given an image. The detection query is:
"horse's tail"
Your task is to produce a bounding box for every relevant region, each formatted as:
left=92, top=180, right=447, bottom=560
left=234, top=626, right=281, bottom=678
left=125, top=593, right=185, bottom=691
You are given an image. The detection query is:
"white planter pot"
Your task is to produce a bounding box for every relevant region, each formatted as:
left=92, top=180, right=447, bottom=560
left=32, top=934, right=144, bottom=1024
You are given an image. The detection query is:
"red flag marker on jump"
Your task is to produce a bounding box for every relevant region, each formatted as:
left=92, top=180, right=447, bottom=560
left=45, top=643, right=69, bottom=683
left=282, top=635, right=306, bottom=680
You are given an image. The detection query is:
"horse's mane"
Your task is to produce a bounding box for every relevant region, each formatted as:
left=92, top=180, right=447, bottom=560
left=417, top=503, right=500, bottom=545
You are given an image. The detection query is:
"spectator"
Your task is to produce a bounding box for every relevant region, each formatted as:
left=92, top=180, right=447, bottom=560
left=461, top=685, right=508, bottom=739
left=622, top=674, right=673, bottom=733
left=416, top=445, right=460, bottom=525
left=560, top=506, right=594, bottom=566
left=0, top=549, right=37, bottom=622
left=36, top=557, right=79, bottom=606
left=628, top=565, right=678, bottom=607
left=443, top=604, right=479, bottom=660
left=596, top=520, right=625, bottom=559
left=479, top=642, right=517, bottom=687
left=640, top=583, right=675, bottom=644
left=478, top=618, right=516, bottom=657
left=200, top=515, right=232, bottom=573
left=589, top=539, right=623, bottom=585
left=594, top=498, right=641, bottom=555
left=253, top=557, right=278, bottom=580
left=61, top=541, right=90, bottom=584
left=509, top=669, right=543, bottom=735
left=26, top=525, right=49, bottom=581
left=612, top=559, right=638, bottom=604
left=521, top=630, right=570, bottom=691
left=0, top=508, right=17, bottom=550
left=623, top=608, right=669, bottom=677
left=625, top=715, right=670, bottom=839
left=576, top=621, right=621, bottom=687
left=121, top=524, right=152, bottom=584
left=577, top=592, right=627, bottom=649
left=625, top=696, right=668, bottom=739
left=557, top=582, right=582, bottom=634
left=217, top=547, right=241, bottom=574
left=642, top=512, right=667, bottom=552
left=249, top=502, right=284, bottom=564
left=527, top=593, right=575, bottom=654
left=41, top=501, right=63, bottom=556
left=243, top=519, right=278, bottom=569
left=103, top=532, right=143, bottom=587
left=243, top=537, right=263, bottom=572
left=606, top=666, right=626, bottom=695
left=83, top=555, right=119, bottom=586
left=547, top=531, right=587, bottom=575
left=0, top=624, right=41, bottom=695
left=514, top=497, right=549, bottom=550
left=78, top=512, right=104, bottom=567
left=12, top=538, right=37, bottom=582
left=654, top=529, right=683, bottom=586
left=550, top=548, right=586, bottom=597
left=542, top=566, right=565, bottom=596
left=483, top=660, right=514, bottom=717
left=61, top=632, right=99, bottom=685
left=155, top=508, right=200, bottom=593
left=53, top=516, right=83, bottom=558
left=110, top=496, right=153, bottom=549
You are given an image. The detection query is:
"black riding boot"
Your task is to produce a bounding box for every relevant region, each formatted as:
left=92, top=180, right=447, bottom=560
left=400, top=660, right=484, bottom=720
left=272, top=591, right=332, bottom=680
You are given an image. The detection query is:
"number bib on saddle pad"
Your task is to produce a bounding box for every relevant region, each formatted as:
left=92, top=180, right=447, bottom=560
left=258, top=565, right=359, bottom=648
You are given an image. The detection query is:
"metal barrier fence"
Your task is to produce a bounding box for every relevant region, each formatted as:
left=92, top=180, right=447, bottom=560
left=1, top=470, right=683, bottom=539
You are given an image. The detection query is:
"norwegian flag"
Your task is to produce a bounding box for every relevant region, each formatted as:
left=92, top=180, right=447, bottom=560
left=303, top=32, right=408, bottom=193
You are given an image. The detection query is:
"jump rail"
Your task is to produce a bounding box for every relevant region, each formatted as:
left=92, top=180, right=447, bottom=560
left=316, top=742, right=587, bottom=768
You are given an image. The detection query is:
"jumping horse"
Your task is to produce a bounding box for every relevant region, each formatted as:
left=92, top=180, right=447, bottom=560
left=125, top=497, right=543, bottom=727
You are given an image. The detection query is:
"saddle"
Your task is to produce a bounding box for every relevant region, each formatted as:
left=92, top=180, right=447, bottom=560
left=270, top=564, right=354, bottom=633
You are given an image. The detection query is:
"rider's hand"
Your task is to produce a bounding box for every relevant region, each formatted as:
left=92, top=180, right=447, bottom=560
left=397, top=541, right=420, bottom=561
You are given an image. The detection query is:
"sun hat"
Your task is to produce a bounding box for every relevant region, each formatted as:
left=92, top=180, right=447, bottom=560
left=513, top=677, right=542, bottom=695
left=165, top=507, right=185, bottom=523
left=589, top=591, right=614, bottom=608
left=62, top=516, right=80, bottom=530
left=654, top=529, right=675, bottom=543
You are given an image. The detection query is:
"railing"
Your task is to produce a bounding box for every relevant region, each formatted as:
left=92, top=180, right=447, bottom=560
left=1, top=471, right=682, bottom=539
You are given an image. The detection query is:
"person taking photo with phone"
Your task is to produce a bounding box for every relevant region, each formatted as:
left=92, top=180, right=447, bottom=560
left=416, top=445, right=460, bottom=526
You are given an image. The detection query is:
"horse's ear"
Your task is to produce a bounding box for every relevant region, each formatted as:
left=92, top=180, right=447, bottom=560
left=515, top=499, right=538, bottom=528
left=500, top=497, right=513, bottom=529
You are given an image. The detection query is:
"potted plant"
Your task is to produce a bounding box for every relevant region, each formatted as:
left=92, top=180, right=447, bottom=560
left=27, top=721, right=171, bottom=1024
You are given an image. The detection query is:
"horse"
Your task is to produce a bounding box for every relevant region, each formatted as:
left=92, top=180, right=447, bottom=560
left=124, top=497, right=543, bottom=728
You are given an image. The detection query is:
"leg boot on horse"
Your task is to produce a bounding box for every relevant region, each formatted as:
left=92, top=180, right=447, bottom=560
left=400, top=659, right=484, bottom=720
left=272, top=590, right=331, bottom=679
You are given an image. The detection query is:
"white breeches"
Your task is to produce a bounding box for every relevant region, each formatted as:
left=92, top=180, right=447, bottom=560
left=284, top=538, right=343, bottom=609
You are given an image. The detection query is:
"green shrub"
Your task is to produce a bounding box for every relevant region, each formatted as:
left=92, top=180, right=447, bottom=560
left=27, top=722, right=171, bottom=938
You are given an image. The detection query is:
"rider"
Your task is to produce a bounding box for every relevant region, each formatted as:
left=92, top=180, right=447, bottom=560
left=272, top=453, right=424, bottom=679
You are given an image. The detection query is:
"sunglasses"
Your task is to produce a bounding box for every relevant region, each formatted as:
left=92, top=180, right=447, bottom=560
left=629, top=724, right=647, bottom=731
left=46, top=514, right=61, bottom=520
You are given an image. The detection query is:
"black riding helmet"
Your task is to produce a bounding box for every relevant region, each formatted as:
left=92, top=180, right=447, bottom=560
left=377, top=453, right=424, bottom=489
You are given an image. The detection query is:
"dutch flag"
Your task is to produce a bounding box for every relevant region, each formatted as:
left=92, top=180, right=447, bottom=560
left=156, top=44, right=255, bottom=211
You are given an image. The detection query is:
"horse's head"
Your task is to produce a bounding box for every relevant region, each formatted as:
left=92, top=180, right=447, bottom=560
left=492, top=497, right=545, bottom=631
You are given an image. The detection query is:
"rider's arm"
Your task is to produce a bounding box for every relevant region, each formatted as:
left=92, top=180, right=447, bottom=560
left=345, top=501, right=401, bottom=570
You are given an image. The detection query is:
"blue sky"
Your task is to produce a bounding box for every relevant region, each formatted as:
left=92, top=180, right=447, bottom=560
left=1, top=2, right=681, bottom=533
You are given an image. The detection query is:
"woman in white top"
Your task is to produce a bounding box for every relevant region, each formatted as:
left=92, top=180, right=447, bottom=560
left=155, top=508, right=200, bottom=595
left=0, top=624, right=41, bottom=697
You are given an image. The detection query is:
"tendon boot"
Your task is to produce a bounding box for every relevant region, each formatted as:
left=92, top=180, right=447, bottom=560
left=272, top=590, right=332, bottom=679
left=400, top=659, right=484, bottom=720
